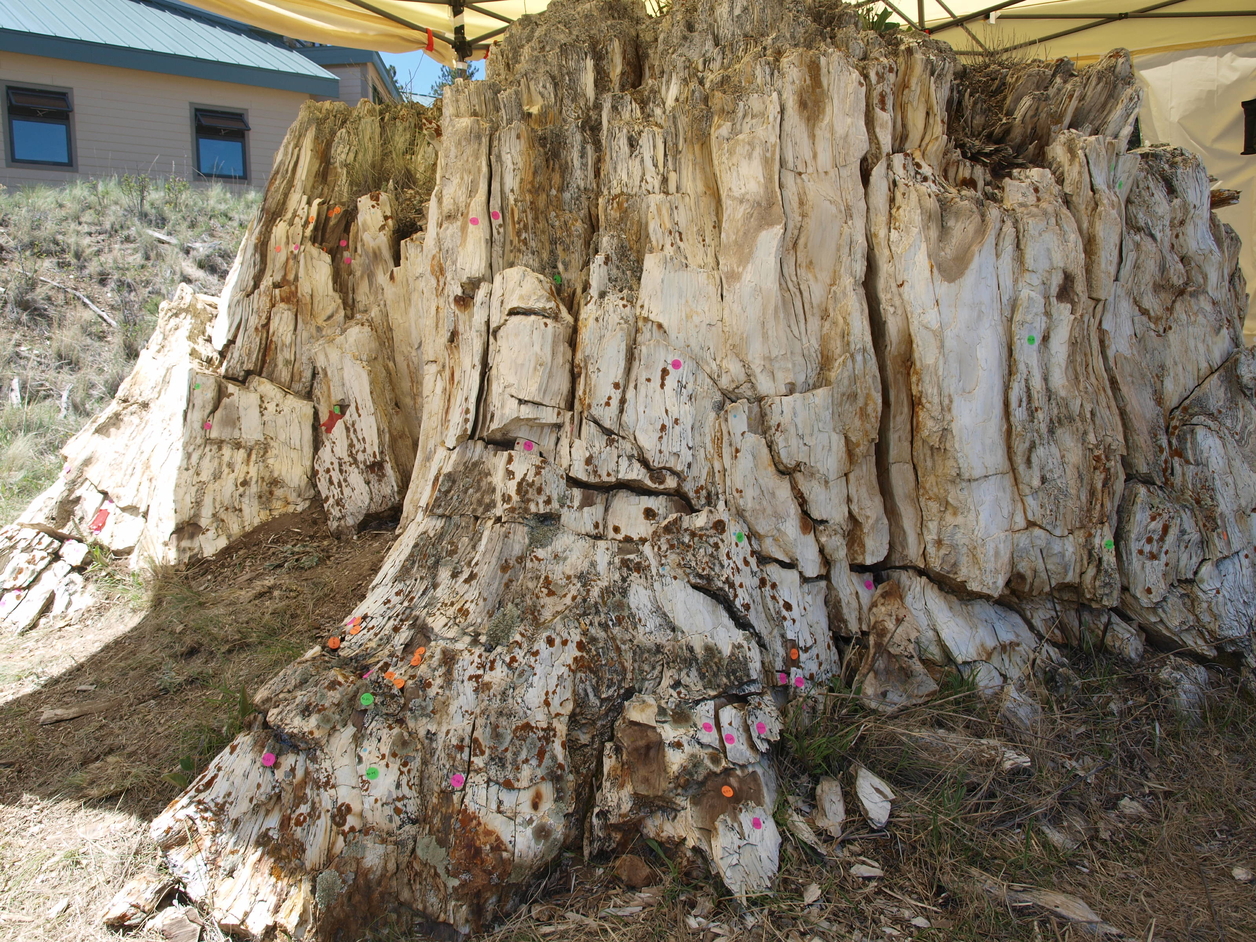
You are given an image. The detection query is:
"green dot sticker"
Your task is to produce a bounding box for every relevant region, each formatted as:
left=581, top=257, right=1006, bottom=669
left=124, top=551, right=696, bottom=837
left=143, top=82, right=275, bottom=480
left=194, top=383, right=201, bottom=390
left=735, top=532, right=745, bottom=543
left=365, top=766, right=379, bottom=780
left=1027, top=335, right=1036, bottom=345
left=333, top=405, right=342, bottom=415
left=360, top=692, right=374, bottom=707
left=553, top=273, right=562, bottom=286
left=1104, top=539, right=1114, bottom=549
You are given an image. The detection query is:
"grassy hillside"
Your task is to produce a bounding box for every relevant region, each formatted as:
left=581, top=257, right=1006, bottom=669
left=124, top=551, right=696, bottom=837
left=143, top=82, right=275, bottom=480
left=0, top=176, right=259, bottom=523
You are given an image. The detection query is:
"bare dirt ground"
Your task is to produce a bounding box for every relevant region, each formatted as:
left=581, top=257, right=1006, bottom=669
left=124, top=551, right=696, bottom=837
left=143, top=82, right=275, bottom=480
left=0, top=510, right=1253, bottom=942
left=0, top=508, right=394, bottom=942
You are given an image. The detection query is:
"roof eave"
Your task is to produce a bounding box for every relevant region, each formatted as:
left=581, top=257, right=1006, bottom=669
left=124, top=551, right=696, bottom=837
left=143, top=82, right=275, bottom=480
left=0, top=29, right=339, bottom=96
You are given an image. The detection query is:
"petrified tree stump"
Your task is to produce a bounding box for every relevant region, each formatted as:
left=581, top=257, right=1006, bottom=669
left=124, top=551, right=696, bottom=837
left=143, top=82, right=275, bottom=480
left=3, top=0, right=1253, bottom=938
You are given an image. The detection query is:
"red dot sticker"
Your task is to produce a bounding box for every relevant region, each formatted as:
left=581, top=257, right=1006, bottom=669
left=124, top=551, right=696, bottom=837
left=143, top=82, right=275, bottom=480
left=469, top=217, right=480, bottom=226
left=723, top=733, right=735, bottom=745
left=275, top=246, right=282, bottom=252
left=755, top=721, right=767, bottom=735
left=701, top=722, right=714, bottom=733
left=261, top=752, right=276, bottom=767
left=490, top=210, right=501, bottom=220
left=752, top=817, right=763, bottom=829
left=451, top=773, right=466, bottom=789
left=671, top=359, right=682, bottom=370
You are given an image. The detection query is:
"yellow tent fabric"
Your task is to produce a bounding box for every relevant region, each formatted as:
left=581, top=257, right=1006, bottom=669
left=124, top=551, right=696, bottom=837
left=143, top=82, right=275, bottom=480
left=919, top=0, right=1256, bottom=62
left=182, top=0, right=552, bottom=65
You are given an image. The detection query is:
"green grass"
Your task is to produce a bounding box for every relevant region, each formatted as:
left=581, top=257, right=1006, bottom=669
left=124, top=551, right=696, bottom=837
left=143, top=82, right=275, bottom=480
left=0, top=174, right=258, bottom=525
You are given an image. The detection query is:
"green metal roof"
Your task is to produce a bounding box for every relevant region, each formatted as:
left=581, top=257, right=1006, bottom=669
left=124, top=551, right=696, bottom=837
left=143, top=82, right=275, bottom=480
left=0, top=0, right=339, bottom=95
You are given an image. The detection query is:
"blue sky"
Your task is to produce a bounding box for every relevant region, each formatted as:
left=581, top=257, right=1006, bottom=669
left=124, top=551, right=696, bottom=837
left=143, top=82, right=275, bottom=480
left=380, top=51, right=483, bottom=99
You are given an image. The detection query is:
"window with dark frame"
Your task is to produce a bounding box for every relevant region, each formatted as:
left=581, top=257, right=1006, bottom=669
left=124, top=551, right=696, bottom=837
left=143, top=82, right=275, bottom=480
left=1243, top=99, right=1256, bottom=156
left=6, top=86, right=73, bottom=167
left=194, top=108, right=249, bottom=180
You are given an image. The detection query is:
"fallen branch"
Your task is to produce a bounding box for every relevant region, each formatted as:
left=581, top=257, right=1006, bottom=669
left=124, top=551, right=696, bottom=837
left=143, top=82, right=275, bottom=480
left=145, top=228, right=180, bottom=245
left=38, top=277, right=119, bottom=328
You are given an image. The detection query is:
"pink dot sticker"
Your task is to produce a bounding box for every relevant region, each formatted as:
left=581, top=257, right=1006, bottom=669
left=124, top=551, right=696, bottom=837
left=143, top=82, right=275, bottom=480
left=469, top=216, right=480, bottom=226
left=671, top=358, right=682, bottom=370
left=340, top=239, right=348, bottom=247
left=755, top=721, right=767, bottom=735
left=778, top=672, right=788, bottom=684
left=203, top=421, right=212, bottom=430
left=344, top=257, right=352, bottom=264
left=723, top=733, right=735, bottom=745
left=292, top=244, right=300, bottom=252
left=864, top=579, right=874, bottom=590
left=450, top=773, right=466, bottom=789
left=752, top=816, right=763, bottom=830
left=490, top=210, right=501, bottom=220
left=261, top=752, right=276, bottom=767
left=794, top=676, right=806, bottom=689
left=523, top=441, right=534, bottom=452
left=701, top=722, right=714, bottom=733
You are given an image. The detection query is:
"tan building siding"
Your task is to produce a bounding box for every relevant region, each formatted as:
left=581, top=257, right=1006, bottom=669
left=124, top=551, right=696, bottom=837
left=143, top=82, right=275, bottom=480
left=0, top=51, right=310, bottom=188
left=319, top=62, right=395, bottom=107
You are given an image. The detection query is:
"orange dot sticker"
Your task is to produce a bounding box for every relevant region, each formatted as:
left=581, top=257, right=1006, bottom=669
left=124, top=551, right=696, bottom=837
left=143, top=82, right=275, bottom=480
left=393, top=677, right=406, bottom=689
left=349, top=624, right=362, bottom=635
left=332, top=206, right=342, bottom=215
left=789, top=647, right=799, bottom=660
left=721, top=785, right=734, bottom=798
left=328, top=637, right=341, bottom=650
left=410, top=645, right=426, bottom=666
left=384, top=671, right=395, bottom=680
left=308, top=216, right=315, bottom=223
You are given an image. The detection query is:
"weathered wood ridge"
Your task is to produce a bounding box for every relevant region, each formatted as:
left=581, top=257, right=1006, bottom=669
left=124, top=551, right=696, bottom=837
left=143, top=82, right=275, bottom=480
left=1, top=0, right=1253, bottom=937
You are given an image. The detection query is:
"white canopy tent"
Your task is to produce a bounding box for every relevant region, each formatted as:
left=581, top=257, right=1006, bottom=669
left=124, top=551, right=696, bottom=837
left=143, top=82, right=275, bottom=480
left=183, top=0, right=1256, bottom=332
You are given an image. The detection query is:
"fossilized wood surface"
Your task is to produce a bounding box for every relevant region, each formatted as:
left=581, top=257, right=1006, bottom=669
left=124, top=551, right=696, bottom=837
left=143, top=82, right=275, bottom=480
left=0, top=0, right=1251, bottom=937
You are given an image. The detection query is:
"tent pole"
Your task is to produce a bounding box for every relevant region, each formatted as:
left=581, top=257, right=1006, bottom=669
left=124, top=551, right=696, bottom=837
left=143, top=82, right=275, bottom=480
left=918, top=0, right=925, bottom=30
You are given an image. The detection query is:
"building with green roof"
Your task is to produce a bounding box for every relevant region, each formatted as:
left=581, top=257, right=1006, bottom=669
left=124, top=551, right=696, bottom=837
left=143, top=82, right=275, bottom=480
left=0, top=0, right=401, bottom=187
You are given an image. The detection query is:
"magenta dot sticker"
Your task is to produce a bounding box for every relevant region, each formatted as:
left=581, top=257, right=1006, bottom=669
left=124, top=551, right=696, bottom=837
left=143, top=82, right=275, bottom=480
left=523, top=441, right=534, bottom=452
left=778, top=672, right=788, bottom=684
left=670, top=358, right=682, bottom=370
left=344, top=257, right=352, bottom=264
left=261, top=752, right=276, bottom=767
left=755, top=721, right=767, bottom=735
left=292, top=244, right=300, bottom=252
left=450, top=772, right=466, bottom=789
left=723, top=733, right=735, bottom=745
left=701, top=722, right=714, bottom=733
left=752, top=816, right=763, bottom=830
left=469, top=216, right=480, bottom=226
left=490, top=210, right=501, bottom=220
left=794, top=676, right=806, bottom=689
left=864, top=579, right=874, bottom=590
left=203, top=420, right=212, bottom=430
left=340, top=239, right=348, bottom=247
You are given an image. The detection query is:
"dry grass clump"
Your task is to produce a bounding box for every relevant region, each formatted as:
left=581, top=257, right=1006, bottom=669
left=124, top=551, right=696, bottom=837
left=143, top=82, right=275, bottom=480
left=0, top=176, right=258, bottom=524
left=330, top=101, right=440, bottom=243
